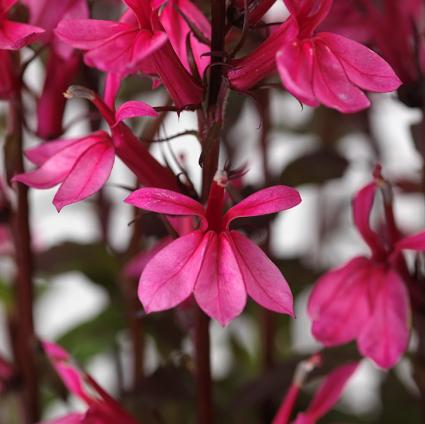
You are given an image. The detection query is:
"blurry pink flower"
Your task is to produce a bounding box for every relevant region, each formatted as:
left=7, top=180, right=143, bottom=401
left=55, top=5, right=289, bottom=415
left=0, top=354, right=14, bottom=394
left=290, top=362, right=358, bottom=424
left=23, top=0, right=88, bottom=139
left=308, top=177, right=425, bottom=368
left=55, top=0, right=167, bottom=75
left=125, top=171, right=301, bottom=326
left=22, top=0, right=88, bottom=59
left=228, top=0, right=401, bottom=113
left=40, top=341, right=140, bottom=424
left=0, top=0, right=44, bottom=50
left=13, top=131, right=115, bottom=211
left=56, top=0, right=203, bottom=108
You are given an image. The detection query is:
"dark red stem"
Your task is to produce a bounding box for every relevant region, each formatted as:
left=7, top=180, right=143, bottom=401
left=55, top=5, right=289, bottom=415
left=8, top=91, right=39, bottom=423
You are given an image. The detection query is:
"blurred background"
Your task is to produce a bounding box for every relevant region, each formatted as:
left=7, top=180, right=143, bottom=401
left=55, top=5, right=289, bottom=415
left=1, top=0, right=424, bottom=423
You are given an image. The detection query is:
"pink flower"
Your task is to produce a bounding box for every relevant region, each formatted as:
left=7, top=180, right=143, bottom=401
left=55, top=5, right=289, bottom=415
left=22, top=0, right=88, bottom=59
left=55, top=0, right=203, bottom=108
left=228, top=0, right=401, bottom=113
left=55, top=0, right=167, bottom=76
left=23, top=0, right=88, bottom=138
left=308, top=174, right=425, bottom=368
left=13, top=88, right=181, bottom=210
left=39, top=341, right=140, bottom=424
left=291, top=362, right=358, bottom=424
left=125, top=171, right=301, bottom=326
left=0, top=50, right=17, bottom=99
left=13, top=131, right=115, bottom=211
left=0, top=0, right=44, bottom=50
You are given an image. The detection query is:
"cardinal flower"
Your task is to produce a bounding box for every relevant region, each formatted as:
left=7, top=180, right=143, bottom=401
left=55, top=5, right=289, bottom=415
left=56, top=0, right=203, bottom=107
left=13, top=93, right=176, bottom=210
left=308, top=171, right=425, bottom=368
left=40, top=341, right=140, bottom=424
left=0, top=0, right=44, bottom=98
left=228, top=0, right=401, bottom=113
left=23, top=0, right=88, bottom=138
left=273, top=361, right=358, bottom=424
left=0, top=0, right=44, bottom=50
left=125, top=171, right=301, bottom=326
left=12, top=131, right=115, bottom=211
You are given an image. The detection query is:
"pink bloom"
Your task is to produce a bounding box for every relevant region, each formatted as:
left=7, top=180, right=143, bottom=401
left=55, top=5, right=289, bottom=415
left=125, top=171, right=301, bottom=326
left=0, top=0, right=44, bottom=50
left=13, top=131, right=115, bottom=211
left=308, top=176, right=425, bottom=368
left=55, top=0, right=167, bottom=75
left=14, top=90, right=179, bottom=209
left=228, top=0, right=401, bottom=113
left=358, top=0, right=425, bottom=83
left=23, top=0, right=88, bottom=138
left=39, top=341, right=140, bottom=424
left=291, top=362, right=358, bottom=424
left=55, top=0, right=203, bottom=108
left=22, top=0, right=88, bottom=59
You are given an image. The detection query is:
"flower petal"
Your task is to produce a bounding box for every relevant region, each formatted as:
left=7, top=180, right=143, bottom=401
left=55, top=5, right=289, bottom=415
left=229, top=231, right=294, bottom=316
left=284, top=0, right=332, bottom=33
left=13, top=135, right=105, bottom=189
left=138, top=230, right=209, bottom=313
left=115, top=100, right=158, bottom=124
left=0, top=20, right=44, bottom=50
left=82, top=29, right=161, bottom=74
left=277, top=39, right=320, bottom=107
left=318, top=33, right=402, bottom=92
left=303, top=362, right=359, bottom=420
left=312, top=39, right=370, bottom=113
left=352, top=181, right=383, bottom=255
left=125, top=188, right=206, bottom=226
left=55, top=19, right=131, bottom=49
left=308, top=257, right=373, bottom=345
left=24, top=138, right=80, bottom=166
left=358, top=269, right=410, bottom=368
left=53, top=141, right=115, bottom=211
left=0, top=0, right=17, bottom=16
left=223, top=185, right=301, bottom=228
left=395, top=230, right=425, bottom=252
left=194, top=232, right=246, bottom=326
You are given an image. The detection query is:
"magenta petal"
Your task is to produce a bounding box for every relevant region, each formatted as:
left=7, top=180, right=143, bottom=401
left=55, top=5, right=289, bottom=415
left=277, top=40, right=320, bottom=107
left=25, top=138, right=79, bottom=166
left=53, top=141, right=115, bottom=211
left=318, top=33, right=402, bottom=92
left=223, top=185, right=301, bottom=228
left=122, top=0, right=151, bottom=25
left=0, top=0, right=17, bottom=16
left=115, top=100, right=158, bottom=124
left=308, top=257, right=372, bottom=346
left=40, top=413, right=85, bottom=424
left=304, top=362, right=359, bottom=420
left=55, top=19, right=131, bottom=49
left=313, top=39, right=370, bottom=113
left=0, top=20, right=44, bottom=50
left=229, top=231, right=294, bottom=316
left=358, top=270, right=410, bottom=368
left=138, top=230, right=209, bottom=313
left=352, top=182, right=383, bottom=255
left=13, top=137, right=101, bottom=189
left=125, top=188, right=207, bottom=226
left=194, top=232, right=246, bottom=326
left=395, top=230, right=425, bottom=252
left=284, top=0, right=332, bottom=33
